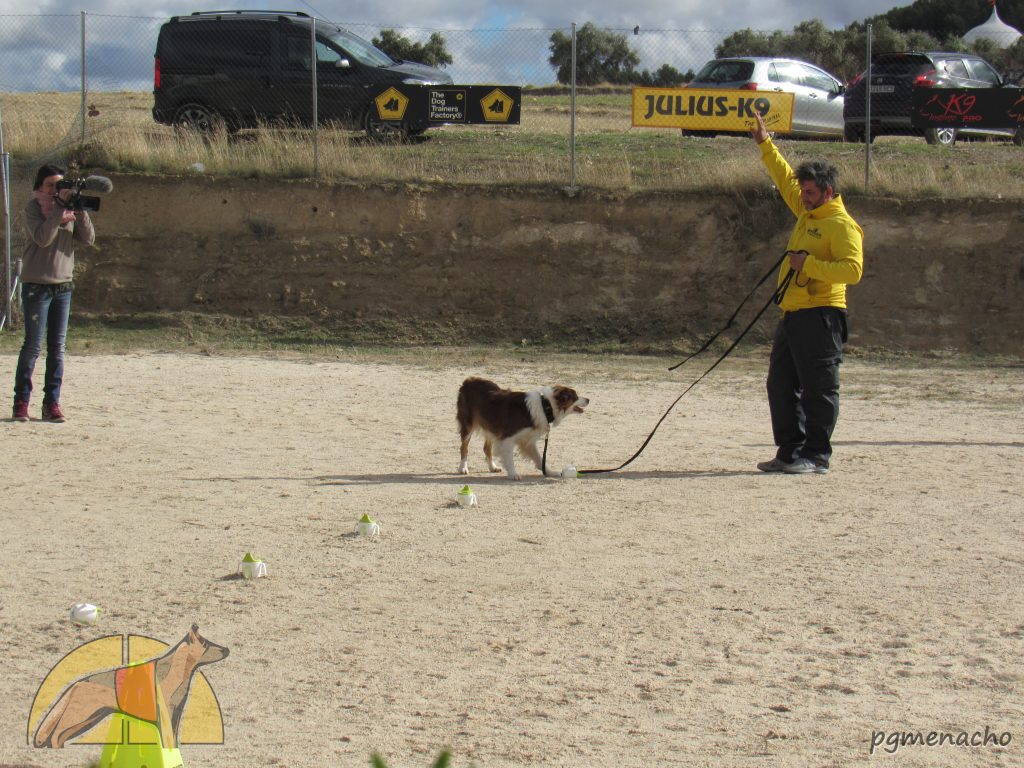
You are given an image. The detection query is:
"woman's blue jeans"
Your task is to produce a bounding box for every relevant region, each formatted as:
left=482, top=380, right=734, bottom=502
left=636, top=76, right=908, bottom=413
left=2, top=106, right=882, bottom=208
left=13, top=282, right=72, bottom=405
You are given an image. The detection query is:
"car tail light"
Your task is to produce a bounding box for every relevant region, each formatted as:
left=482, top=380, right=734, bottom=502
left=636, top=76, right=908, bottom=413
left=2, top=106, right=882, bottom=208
left=849, top=72, right=863, bottom=87
left=740, top=82, right=758, bottom=90
left=154, top=57, right=161, bottom=89
left=913, top=69, right=938, bottom=87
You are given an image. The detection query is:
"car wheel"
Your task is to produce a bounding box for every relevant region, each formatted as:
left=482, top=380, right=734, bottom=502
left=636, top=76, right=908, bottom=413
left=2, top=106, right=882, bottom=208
left=363, top=110, right=406, bottom=142
left=925, top=127, right=957, bottom=146
left=844, top=124, right=869, bottom=143
left=172, top=103, right=227, bottom=134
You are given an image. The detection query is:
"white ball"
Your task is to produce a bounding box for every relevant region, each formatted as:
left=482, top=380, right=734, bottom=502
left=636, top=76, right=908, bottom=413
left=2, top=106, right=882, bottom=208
left=561, top=465, right=578, bottom=479
left=70, top=603, right=100, bottom=626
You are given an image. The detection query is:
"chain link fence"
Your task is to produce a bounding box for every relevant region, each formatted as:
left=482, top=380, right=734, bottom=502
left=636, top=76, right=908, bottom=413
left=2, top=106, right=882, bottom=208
left=0, top=13, right=834, bottom=328
left=5, top=14, right=1023, bottom=178
left=5, top=12, right=1024, bottom=328
left=1, top=13, right=864, bottom=179
left=2, top=13, right=1023, bottom=193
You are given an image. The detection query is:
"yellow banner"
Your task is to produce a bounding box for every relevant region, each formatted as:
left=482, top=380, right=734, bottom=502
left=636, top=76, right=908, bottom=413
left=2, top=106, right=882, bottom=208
left=631, top=87, right=794, bottom=133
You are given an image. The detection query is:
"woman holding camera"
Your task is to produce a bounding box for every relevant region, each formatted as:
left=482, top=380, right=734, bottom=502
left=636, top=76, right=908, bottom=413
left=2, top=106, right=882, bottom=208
left=11, top=164, right=95, bottom=423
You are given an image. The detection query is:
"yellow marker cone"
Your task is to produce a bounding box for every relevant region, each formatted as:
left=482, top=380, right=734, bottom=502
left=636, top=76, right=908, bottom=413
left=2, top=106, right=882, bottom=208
left=356, top=514, right=380, bottom=537
left=457, top=485, right=478, bottom=507
left=98, top=714, right=184, bottom=768
left=239, top=552, right=267, bottom=579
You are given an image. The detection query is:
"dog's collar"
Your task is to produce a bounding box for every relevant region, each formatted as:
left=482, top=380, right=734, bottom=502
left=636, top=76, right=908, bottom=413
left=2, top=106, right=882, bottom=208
left=540, top=395, right=555, bottom=424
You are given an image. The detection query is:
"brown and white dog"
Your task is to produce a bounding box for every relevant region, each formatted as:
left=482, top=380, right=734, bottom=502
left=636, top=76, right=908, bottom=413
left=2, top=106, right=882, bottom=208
left=457, top=377, right=589, bottom=480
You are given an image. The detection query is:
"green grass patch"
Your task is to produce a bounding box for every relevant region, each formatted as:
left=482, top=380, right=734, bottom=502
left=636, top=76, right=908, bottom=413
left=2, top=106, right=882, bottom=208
left=5, top=90, right=1024, bottom=197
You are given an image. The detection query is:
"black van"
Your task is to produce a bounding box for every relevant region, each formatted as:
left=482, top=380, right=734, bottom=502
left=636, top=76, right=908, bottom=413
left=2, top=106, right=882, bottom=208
left=153, top=10, right=454, bottom=138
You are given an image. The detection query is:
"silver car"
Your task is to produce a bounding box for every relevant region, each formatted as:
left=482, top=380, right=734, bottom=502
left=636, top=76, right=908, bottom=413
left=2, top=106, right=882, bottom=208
left=683, top=57, right=846, bottom=138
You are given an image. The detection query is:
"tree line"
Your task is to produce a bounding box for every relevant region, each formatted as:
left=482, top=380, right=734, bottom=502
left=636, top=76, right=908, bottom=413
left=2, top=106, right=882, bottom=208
left=716, top=17, right=1024, bottom=83
left=371, top=23, right=692, bottom=86
left=370, top=0, right=1024, bottom=87
left=372, top=29, right=453, bottom=69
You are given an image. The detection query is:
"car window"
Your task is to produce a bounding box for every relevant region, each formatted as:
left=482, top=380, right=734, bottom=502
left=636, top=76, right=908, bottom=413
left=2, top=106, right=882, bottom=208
left=316, top=41, right=343, bottom=66
left=165, top=26, right=271, bottom=67
left=322, top=27, right=395, bottom=68
left=966, top=58, right=1002, bottom=85
left=284, top=34, right=345, bottom=70
left=770, top=61, right=803, bottom=86
left=694, top=60, right=754, bottom=83
left=939, top=59, right=970, bottom=79
left=871, top=54, right=932, bottom=76
left=800, top=64, right=838, bottom=92
left=283, top=33, right=311, bottom=70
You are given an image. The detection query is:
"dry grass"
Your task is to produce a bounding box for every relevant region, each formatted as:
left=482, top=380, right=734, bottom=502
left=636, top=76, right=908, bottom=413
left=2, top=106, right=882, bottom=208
left=3, top=90, right=1024, bottom=197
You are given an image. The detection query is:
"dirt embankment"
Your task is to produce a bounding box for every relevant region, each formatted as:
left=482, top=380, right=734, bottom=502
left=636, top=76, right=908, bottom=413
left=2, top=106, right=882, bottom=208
left=39, top=175, right=1024, bottom=353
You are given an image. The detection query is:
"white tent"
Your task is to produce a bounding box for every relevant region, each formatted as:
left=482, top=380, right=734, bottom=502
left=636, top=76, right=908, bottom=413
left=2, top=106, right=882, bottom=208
left=964, top=1, right=1022, bottom=48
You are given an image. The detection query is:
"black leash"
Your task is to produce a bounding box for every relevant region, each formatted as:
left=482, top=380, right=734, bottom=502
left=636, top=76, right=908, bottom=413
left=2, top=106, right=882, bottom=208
left=543, top=253, right=795, bottom=477
left=668, top=251, right=788, bottom=371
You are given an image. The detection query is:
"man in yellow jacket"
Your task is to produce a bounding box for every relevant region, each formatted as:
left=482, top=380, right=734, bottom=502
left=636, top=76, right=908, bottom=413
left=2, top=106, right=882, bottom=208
left=749, top=112, right=864, bottom=474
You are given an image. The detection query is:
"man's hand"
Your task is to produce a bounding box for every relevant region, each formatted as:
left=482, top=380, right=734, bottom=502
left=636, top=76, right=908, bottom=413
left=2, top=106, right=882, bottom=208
left=749, top=112, right=770, bottom=144
left=787, top=250, right=809, bottom=272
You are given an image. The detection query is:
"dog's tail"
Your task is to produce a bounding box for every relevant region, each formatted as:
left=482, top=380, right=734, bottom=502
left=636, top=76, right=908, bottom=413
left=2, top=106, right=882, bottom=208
left=456, top=379, right=474, bottom=438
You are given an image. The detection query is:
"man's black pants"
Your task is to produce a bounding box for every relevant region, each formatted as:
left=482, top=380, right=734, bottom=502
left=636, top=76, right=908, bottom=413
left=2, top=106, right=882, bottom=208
left=766, top=307, right=848, bottom=467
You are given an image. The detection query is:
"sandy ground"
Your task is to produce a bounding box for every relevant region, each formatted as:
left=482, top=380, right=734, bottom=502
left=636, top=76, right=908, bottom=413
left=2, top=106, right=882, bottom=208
left=1, top=350, right=1022, bottom=768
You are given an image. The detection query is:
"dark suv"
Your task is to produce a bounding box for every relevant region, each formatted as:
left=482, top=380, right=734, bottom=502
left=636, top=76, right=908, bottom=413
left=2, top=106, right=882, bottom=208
left=153, top=10, right=453, bottom=138
left=843, top=51, right=1023, bottom=145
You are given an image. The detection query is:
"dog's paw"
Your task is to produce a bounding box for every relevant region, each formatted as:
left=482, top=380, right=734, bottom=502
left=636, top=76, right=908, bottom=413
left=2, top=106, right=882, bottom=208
left=507, top=471, right=522, bottom=481
left=458, top=466, right=469, bottom=475
left=488, top=465, right=501, bottom=473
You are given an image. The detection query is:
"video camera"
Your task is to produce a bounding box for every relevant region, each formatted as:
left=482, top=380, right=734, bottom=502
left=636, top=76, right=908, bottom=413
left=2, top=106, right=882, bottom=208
left=55, top=175, right=113, bottom=212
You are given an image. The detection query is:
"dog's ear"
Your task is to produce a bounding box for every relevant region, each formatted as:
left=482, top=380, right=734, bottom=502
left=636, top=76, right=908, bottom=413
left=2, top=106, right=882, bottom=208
left=553, top=386, right=578, bottom=408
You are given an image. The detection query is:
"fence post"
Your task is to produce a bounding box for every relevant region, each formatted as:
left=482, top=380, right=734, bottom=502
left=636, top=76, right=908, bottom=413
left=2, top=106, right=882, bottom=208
left=865, top=22, right=872, bottom=192
left=81, top=11, right=87, bottom=146
left=1, top=147, right=13, bottom=333
left=311, top=16, right=319, bottom=178
left=569, top=22, right=577, bottom=193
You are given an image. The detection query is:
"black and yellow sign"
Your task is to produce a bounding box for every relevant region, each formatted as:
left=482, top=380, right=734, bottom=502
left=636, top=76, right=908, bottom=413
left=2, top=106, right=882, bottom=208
left=429, top=89, right=467, bottom=123
left=479, top=88, right=515, bottom=123
left=632, top=87, right=794, bottom=133
left=374, top=87, right=409, bottom=121
left=369, top=85, right=521, bottom=127
left=912, top=87, right=1024, bottom=130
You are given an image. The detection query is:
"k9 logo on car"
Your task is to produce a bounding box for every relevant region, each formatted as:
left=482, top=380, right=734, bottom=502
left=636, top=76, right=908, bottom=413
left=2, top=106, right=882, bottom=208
left=631, top=87, right=794, bottom=132
left=912, top=87, right=1024, bottom=130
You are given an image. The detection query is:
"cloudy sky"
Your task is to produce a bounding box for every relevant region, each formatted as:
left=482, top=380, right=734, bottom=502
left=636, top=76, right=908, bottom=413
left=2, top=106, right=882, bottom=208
left=34, top=0, right=901, bottom=32
left=0, top=0, right=905, bottom=91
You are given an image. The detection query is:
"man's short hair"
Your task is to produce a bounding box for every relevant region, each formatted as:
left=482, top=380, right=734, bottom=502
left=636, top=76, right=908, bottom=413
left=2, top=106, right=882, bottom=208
left=795, top=160, right=838, bottom=195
